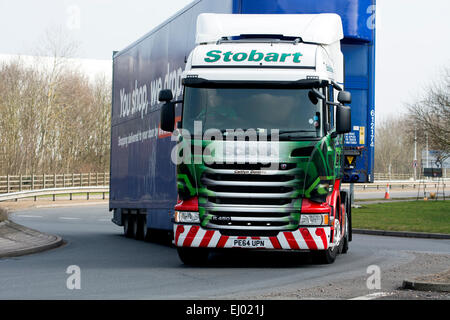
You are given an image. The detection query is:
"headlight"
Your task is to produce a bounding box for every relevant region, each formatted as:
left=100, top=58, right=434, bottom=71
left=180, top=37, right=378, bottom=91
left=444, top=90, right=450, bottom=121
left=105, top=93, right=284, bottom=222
left=174, top=211, right=200, bottom=224
left=300, top=214, right=329, bottom=226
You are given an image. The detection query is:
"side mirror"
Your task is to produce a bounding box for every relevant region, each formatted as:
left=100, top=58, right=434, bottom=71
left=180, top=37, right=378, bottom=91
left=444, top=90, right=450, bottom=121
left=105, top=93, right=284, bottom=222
left=160, top=102, right=175, bottom=132
left=336, top=105, right=351, bottom=134
left=337, top=91, right=351, bottom=105
left=159, top=89, right=173, bottom=102
left=159, top=89, right=175, bottom=132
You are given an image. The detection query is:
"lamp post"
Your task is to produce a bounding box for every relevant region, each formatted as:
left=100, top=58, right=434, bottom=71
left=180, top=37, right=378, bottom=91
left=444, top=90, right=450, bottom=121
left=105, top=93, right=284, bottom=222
left=426, top=131, right=429, bottom=168
left=414, top=127, right=417, bottom=181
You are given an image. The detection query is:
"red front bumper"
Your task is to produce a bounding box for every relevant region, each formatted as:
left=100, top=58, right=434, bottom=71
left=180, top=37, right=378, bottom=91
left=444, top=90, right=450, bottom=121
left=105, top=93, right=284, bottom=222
left=174, top=224, right=331, bottom=250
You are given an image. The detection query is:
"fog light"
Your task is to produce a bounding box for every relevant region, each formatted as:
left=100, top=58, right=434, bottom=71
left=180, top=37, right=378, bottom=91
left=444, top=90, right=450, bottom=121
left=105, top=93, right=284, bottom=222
left=174, top=211, right=200, bottom=224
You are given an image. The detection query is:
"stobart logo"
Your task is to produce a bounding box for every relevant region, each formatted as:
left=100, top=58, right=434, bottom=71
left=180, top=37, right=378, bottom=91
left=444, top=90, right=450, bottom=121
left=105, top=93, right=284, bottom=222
left=204, top=49, right=303, bottom=63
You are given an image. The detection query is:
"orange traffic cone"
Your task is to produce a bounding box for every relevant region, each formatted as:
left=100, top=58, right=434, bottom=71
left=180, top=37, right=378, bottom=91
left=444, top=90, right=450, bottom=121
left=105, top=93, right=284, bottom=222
left=384, top=184, right=390, bottom=200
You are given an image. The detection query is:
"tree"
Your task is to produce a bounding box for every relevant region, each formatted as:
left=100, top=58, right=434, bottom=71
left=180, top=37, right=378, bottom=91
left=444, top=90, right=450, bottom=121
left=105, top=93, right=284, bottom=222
left=407, top=68, right=450, bottom=156
left=0, top=29, right=111, bottom=175
left=374, top=116, right=416, bottom=176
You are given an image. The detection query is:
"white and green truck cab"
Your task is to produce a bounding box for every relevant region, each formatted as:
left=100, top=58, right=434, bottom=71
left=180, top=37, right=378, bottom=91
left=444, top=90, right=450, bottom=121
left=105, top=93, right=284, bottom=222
left=159, top=13, right=353, bottom=264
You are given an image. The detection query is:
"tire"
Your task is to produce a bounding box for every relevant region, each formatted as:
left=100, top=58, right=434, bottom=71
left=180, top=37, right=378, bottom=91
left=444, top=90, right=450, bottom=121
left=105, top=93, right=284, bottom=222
left=348, top=193, right=353, bottom=242
left=341, top=192, right=350, bottom=254
left=337, top=219, right=345, bottom=254
left=313, top=196, right=342, bottom=264
left=177, top=247, right=210, bottom=266
left=130, top=215, right=138, bottom=239
left=136, top=214, right=149, bottom=241
left=123, top=214, right=133, bottom=238
left=313, top=244, right=338, bottom=264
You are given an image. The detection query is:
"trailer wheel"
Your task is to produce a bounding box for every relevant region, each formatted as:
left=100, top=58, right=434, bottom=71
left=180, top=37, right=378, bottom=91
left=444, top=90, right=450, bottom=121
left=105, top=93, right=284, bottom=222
left=136, top=215, right=149, bottom=241
left=124, top=214, right=138, bottom=239
left=123, top=214, right=130, bottom=237
left=130, top=215, right=138, bottom=239
left=177, top=247, right=210, bottom=266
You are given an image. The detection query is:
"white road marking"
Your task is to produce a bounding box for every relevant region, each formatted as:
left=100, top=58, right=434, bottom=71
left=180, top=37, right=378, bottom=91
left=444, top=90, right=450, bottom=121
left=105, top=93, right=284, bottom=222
left=16, top=215, right=43, bottom=218
left=349, top=291, right=394, bottom=300
left=58, top=217, right=81, bottom=220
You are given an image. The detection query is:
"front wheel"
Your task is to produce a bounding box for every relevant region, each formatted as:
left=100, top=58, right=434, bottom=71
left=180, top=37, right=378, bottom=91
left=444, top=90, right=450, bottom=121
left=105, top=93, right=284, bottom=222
left=313, top=202, right=343, bottom=264
left=341, top=192, right=350, bottom=254
left=312, top=245, right=338, bottom=264
left=177, top=247, right=210, bottom=266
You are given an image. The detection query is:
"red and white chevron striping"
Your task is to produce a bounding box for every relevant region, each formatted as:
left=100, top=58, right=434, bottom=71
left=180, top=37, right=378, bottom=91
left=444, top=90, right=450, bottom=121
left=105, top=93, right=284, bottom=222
left=174, top=224, right=331, bottom=250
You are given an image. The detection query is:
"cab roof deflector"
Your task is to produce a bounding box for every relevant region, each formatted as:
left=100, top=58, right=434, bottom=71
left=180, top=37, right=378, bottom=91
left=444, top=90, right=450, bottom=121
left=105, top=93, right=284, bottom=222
left=196, top=13, right=344, bottom=46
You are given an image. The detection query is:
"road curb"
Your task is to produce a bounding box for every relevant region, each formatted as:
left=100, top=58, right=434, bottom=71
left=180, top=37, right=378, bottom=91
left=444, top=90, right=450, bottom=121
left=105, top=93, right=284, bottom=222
left=352, top=228, right=450, bottom=239
left=402, top=279, right=450, bottom=293
left=0, top=220, right=64, bottom=258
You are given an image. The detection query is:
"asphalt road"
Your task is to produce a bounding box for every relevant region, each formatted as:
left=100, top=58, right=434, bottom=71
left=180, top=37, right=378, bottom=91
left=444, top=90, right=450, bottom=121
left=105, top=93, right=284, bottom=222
left=0, top=204, right=449, bottom=299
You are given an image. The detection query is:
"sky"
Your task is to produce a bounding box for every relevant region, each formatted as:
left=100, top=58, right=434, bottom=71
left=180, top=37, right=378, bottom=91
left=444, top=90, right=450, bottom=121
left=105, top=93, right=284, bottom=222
left=0, top=0, right=449, bottom=120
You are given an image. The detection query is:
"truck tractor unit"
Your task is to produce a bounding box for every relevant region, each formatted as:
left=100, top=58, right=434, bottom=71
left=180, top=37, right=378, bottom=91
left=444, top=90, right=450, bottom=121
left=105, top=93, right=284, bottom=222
left=110, top=0, right=376, bottom=265
left=161, top=13, right=352, bottom=264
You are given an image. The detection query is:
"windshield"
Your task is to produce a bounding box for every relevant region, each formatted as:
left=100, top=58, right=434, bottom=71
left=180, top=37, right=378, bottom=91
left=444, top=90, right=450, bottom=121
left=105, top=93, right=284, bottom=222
left=182, top=87, right=323, bottom=139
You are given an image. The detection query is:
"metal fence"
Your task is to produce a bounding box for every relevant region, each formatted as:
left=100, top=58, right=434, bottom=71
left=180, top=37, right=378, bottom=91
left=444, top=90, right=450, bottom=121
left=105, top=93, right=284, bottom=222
left=0, top=173, right=109, bottom=194
left=374, top=169, right=448, bottom=181
left=0, top=186, right=109, bottom=202
left=344, top=181, right=447, bottom=191
left=374, top=173, right=413, bottom=181
left=0, top=172, right=447, bottom=195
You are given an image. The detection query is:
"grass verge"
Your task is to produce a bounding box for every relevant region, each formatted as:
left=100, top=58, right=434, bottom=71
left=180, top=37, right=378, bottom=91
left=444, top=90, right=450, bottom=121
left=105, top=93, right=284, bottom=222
left=352, top=200, right=450, bottom=234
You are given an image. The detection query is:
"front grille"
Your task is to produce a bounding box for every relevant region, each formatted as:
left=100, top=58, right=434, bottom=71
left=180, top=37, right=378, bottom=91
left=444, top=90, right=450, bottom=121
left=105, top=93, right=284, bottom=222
left=200, top=162, right=303, bottom=235
left=204, top=207, right=295, bottom=229
left=212, top=210, right=290, bottom=218
left=208, top=197, right=292, bottom=206
left=204, top=173, right=294, bottom=182
left=205, top=163, right=296, bottom=170
left=207, top=185, right=294, bottom=194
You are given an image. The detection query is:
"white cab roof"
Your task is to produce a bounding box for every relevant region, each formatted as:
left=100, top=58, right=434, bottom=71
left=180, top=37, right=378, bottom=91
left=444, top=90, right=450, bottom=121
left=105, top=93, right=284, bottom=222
left=196, top=13, right=343, bottom=45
